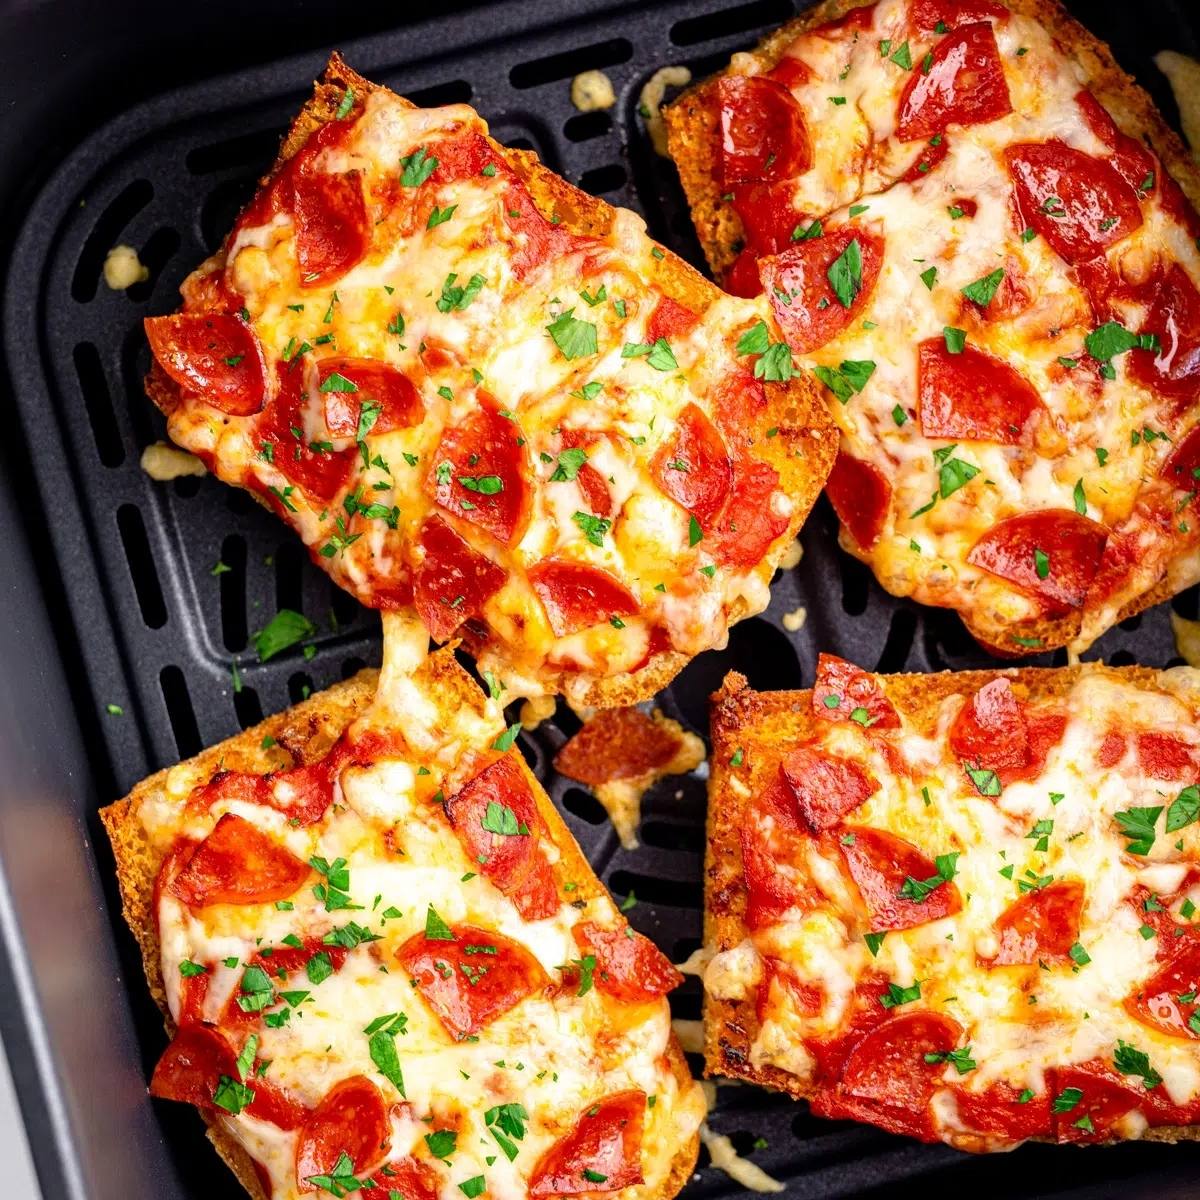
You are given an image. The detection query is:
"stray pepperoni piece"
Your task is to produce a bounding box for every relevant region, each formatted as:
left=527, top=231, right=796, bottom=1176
left=530, top=1091, right=645, bottom=1196
left=555, top=708, right=682, bottom=784
left=397, top=924, right=548, bottom=1039
left=1126, top=263, right=1200, bottom=410
left=296, top=1076, right=389, bottom=1192
left=761, top=226, right=884, bottom=353
left=967, top=510, right=1109, bottom=615
left=711, top=371, right=768, bottom=444
left=839, top=825, right=962, bottom=930
left=715, top=75, right=812, bottom=187
left=426, top=404, right=530, bottom=546
left=528, top=560, right=640, bottom=637
left=910, top=0, right=1007, bottom=28
left=896, top=23, right=1012, bottom=142
left=1050, top=1061, right=1144, bottom=1142
left=249, top=935, right=349, bottom=980
left=151, top=1024, right=304, bottom=1130
left=1098, top=731, right=1127, bottom=768
left=730, top=182, right=803, bottom=258
left=765, top=55, right=811, bottom=89
left=170, top=814, right=310, bottom=908
left=901, top=132, right=950, bottom=182
left=813, top=653, right=902, bottom=730
left=1005, top=141, right=1142, bottom=265
left=826, top=449, right=891, bottom=550
left=413, top=516, right=505, bottom=643
left=560, top=430, right=614, bottom=519
left=950, top=679, right=1028, bottom=774
left=645, top=297, right=699, bottom=345
left=257, top=363, right=357, bottom=505
left=1127, top=941, right=1200, bottom=1039
left=651, top=403, right=732, bottom=526
left=571, top=922, right=682, bottom=1001
left=359, top=1160, right=440, bottom=1200
left=918, top=338, right=1042, bottom=444
left=952, top=1081, right=1052, bottom=1143
left=713, top=455, right=788, bottom=567
left=987, top=879, right=1084, bottom=966
left=723, top=247, right=765, bottom=298
left=1162, top=422, right=1200, bottom=495
left=318, top=358, right=423, bottom=438
left=292, top=171, right=369, bottom=287
left=779, top=746, right=879, bottom=832
left=445, top=754, right=558, bottom=921
left=1136, top=732, right=1196, bottom=780
left=145, top=314, right=268, bottom=416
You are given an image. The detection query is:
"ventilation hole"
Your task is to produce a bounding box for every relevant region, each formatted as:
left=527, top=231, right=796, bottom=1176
left=121, top=323, right=158, bottom=451
left=275, top=540, right=305, bottom=613
left=562, top=786, right=607, bottom=825
left=551, top=703, right=583, bottom=740
left=1118, top=612, right=1143, bottom=632
left=329, top=581, right=360, bottom=632
left=640, top=820, right=705, bottom=854
left=186, top=127, right=285, bottom=175
left=117, top=504, right=167, bottom=628
left=670, top=0, right=793, bottom=45
left=172, top=474, right=202, bottom=499
left=224, top=488, right=255, bottom=515
left=407, top=79, right=473, bottom=107
left=1173, top=585, right=1200, bottom=620
left=839, top=554, right=872, bottom=617
left=125, top=225, right=182, bottom=302
left=517, top=736, right=539, bottom=773
left=669, top=984, right=702, bottom=1021
left=219, top=534, right=248, bottom=652
left=341, top=657, right=367, bottom=680
left=288, top=672, right=314, bottom=704
left=1109, top=649, right=1137, bottom=667
left=201, top=176, right=258, bottom=254
left=71, top=178, right=154, bottom=303
left=578, top=163, right=627, bottom=195
left=234, top=685, right=264, bottom=730
left=608, top=869, right=703, bottom=910
left=564, top=110, right=613, bottom=142
left=160, top=665, right=201, bottom=759
left=510, top=38, right=633, bottom=89
left=73, top=342, right=124, bottom=467
left=874, top=608, right=918, bottom=674
left=672, top=936, right=702, bottom=962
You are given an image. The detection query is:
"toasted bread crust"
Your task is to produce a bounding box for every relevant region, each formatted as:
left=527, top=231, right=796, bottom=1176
left=102, top=650, right=698, bottom=1198
left=704, top=662, right=1200, bottom=1146
left=147, top=54, right=836, bottom=709
left=664, top=1, right=1200, bottom=658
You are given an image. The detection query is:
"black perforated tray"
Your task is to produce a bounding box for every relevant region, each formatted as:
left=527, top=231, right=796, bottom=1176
left=3, top=1, right=1200, bottom=1198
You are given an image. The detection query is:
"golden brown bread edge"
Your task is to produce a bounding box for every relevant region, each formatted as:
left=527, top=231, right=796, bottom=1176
left=101, top=650, right=700, bottom=1200
left=664, top=0, right=1200, bottom=658
left=704, top=662, right=1199, bottom=1146
left=146, top=53, right=837, bottom=709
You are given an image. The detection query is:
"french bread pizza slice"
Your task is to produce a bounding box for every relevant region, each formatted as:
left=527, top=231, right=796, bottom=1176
left=101, top=641, right=703, bottom=1200
left=144, top=55, right=835, bottom=708
left=666, top=0, right=1200, bottom=656
left=705, top=655, right=1200, bottom=1150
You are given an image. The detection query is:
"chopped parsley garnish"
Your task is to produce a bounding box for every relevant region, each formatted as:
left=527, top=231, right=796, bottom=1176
left=1165, top=784, right=1200, bottom=833
left=550, top=447, right=588, bottom=482
left=924, top=1046, right=977, bottom=1074
left=943, top=326, right=967, bottom=354
left=1115, top=805, right=1163, bottom=855
left=572, top=511, right=611, bottom=547
left=813, top=359, right=875, bottom=404
left=899, top=852, right=959, bottom=901
left=253, top=608, right=316, bottom=662
left=424, top=905, right=455, bottom=941
left=400, top=146, right=438, bottom=187
left=546, top=309, right=598, bottom=360
left=365, top=1012, right=407, bottom=1096
left=827, top=238, right=864, bottom=308
left=880, top=980, right=921, bottom=1009
left=961, top=269, right=1005, bottom=306
left=484, top=1102, right=529, bottom=1162
left=437, top=272, right=486, bottom=313
left=427, top=203, right=457, bottom=229
left=493, top=723, right=521, bottom=752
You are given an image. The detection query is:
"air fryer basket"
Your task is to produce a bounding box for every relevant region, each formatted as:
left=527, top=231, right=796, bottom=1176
left=3, top=0, right=1200, bottom=1197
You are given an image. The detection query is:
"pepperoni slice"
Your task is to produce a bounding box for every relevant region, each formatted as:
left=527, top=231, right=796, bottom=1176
left=714, top=75, right=811, bottom=187
left=917, top=339, right=1042, bottom=444
left=731, top=181, right=804, bottom=261
left=571, top=922, right=682, bottom=1001
left=249, top=935, right=350, bottom=980
left=1075, top=91, right=1158, bottom=199
left=528, top=560, right=640, bottom=637
left=150, top=1024, right=304, bottom=1130
left=1136, top=732, right=1197, bottom=780
left=951, top=1081, right=1052, bottom=1143
left=560, top=430, right=614, bottom=519
left=444, top=754, right=558, bottom=922
left=711, top=371, right=768, bottom=444
left=426, top=405, right=530, bottom=546
left=813, top=654, right=901, bottom=730
left=723, top=247, right=765, bottom=298
left=1098, top=731, right=1127, bottom=768
left=529, top=1091, right=645, bottom=1196
left=296, top=1076, right=389, bottom=1192
left=169, top=814, right=310, bottom=908
left=740, top=778, right=811, bottom=930
left=910, top=0, right=1007, bottom=28
left=1050, top=1061, right=1144, bottom=1142
left=651, top=403, right=731, bottom=526
left=1162, top=422, right=1200, bottom=495
left=779, top=747, right=879, bottom=832
left=1127, top=940, right=1200, bottom=1039
left=825, top=449, right=891, bottom=550
left=145, top=314, right=268, bottom=416
left=1005, top=141, right=1142, bottom=265
left=713, top=455, right=788, bottom=567
left=765, top=56, right=811, bottom=90
left=987, top=879, right=1084, bottom=966
left=645, top=296, right=700, bottom=345
left=555, top=708, right=683, bottom=784
left=397, top=923, right=548, bottom=1039
left=412, top=516, right=505, bottom=643
left=359, top=1159, right=440, bottom=1200
left=291, top=171, right=369, bottom=287
left=896, top=23, right=1012, bottom=142
left=840, top=825, right=962, bottom=930
left=318, top=358, right=424, bottom=438
left=257, top=363, right=357, bottom=505
left=901, top=132, right=950, bottom=182
left=949, top=679, right=1028, bottom=774
left=967, top=510, right=1108, bottom=615
left=1126, top=263, right=1200, bottom=409
left=760, top=227, right=884, bottom=353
